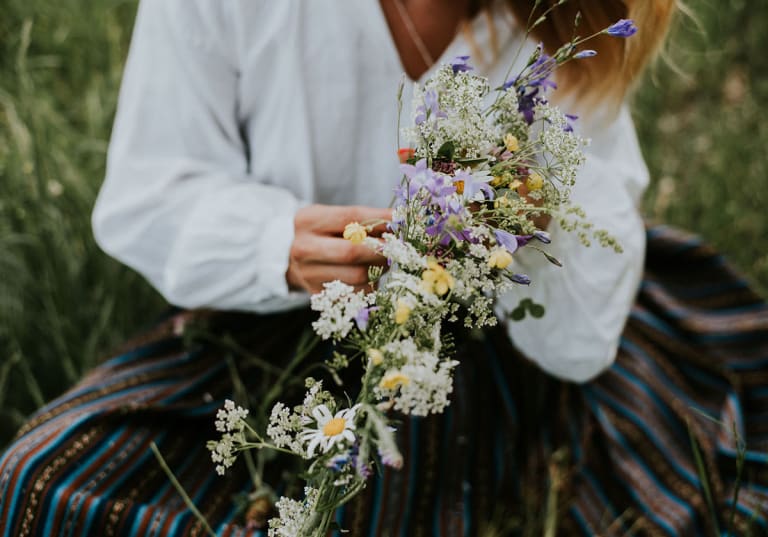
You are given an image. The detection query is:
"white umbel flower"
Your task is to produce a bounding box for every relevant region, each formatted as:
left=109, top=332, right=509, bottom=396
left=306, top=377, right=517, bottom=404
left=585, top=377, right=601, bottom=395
left=208, top=399, right=249, bottom=475
left=268, top=487, right=320, bottom=537
left=310, top=281, right=373, bottom=340
left=300, top=404, right=361, bottom=458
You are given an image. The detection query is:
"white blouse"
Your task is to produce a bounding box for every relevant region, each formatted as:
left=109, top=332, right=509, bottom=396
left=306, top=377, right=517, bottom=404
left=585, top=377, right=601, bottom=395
left=93, top=0, right=648, bottom=383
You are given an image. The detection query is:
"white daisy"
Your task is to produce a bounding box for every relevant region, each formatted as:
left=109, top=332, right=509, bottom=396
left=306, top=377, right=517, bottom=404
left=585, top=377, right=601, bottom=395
left=300, top=404, right=361, bottom=458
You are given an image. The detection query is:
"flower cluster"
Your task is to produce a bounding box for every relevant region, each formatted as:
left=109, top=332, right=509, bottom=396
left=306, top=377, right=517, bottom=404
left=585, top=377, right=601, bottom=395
left=207, top=17, right=636, bottom=536
left=207, top=400, right=249, bottom=476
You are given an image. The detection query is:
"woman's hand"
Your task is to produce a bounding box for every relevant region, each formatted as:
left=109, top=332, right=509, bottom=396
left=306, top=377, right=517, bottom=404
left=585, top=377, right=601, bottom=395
left=287, top=204, right=392, bottom=294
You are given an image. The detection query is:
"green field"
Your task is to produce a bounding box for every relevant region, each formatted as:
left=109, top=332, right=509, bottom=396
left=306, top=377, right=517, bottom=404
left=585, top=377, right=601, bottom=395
left=1, top=0, right=766, bottom=452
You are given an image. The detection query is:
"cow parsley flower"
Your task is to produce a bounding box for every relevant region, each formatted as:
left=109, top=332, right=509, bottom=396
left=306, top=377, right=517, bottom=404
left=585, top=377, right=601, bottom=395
left=268, top=487, right=320, bottom=537
left=208, top=400, right=249, bottom=475
left=310, top=281, right=373, bottom=340
left=375, top=338, right=458, bottom=416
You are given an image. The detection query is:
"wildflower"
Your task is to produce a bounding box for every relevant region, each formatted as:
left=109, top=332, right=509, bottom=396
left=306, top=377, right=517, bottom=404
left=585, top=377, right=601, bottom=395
left=398, top=147, right=415, bottom=163
left=379, top=370, right=411, bottom=391
left=574, top=49, right=597, bottom=59
left=534, top=230, right=552, bottom=244
left=311, top=281, right=373, bottom=340
left=368, top=348, right=384, bottom=366
left=209, top=400, right=249, bottom=475
left=209, top=434, right=238, bottom=476
left=454, top=168, right=494, bottom=201
left=526, top=172, right=544, bottom=191
left=268, top=487, right=320, bottom=537
left=450, top=55, right=473, bottom=74
left=300, top=404, right=361, bottom=458
left=367, top=410, right=403, bottom=469
left=343, top=222, right=367, bottom=244
left=511, top=273, right=532, bottom=285
left=488, top=248, right=514, bottom=269
left=504, top=133, right=520, bottom=152
left=214, top=399, right=249, bottom=433
left=421, top=260, right=455, bottom=296
left=354, top=306, right=378, bottom=331
left=415, top=89, right=446, bottom=125
left=606, top=19, right=638, bottom=38
left=494, top=229, right=520, bottom=254
left=490, top=175, right=505, bottom=188
left=394, top=298, right=412, bottom=324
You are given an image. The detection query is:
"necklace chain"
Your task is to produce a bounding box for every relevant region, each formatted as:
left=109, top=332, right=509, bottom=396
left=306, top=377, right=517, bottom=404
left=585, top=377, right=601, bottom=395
left=392, top=0, right=435, bottom=71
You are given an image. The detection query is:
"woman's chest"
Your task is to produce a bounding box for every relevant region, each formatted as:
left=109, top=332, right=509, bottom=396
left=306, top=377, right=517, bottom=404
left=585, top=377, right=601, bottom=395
left=235, top=1, right=406, bottom=207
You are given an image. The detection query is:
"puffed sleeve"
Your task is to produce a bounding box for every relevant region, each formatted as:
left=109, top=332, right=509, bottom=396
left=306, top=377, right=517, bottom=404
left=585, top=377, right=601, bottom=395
left=92, top=0, right=306, bottom=312
left=497, top=105, right=648, bottom=382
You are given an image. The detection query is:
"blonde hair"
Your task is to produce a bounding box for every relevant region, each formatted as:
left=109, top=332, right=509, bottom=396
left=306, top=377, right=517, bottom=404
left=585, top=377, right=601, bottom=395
left=502, top=0, right=677, bottom=106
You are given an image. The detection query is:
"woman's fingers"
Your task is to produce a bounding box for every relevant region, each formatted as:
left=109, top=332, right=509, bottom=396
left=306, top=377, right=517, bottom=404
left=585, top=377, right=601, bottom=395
left=287, top=204, right=392, bottom=294
left=290, top=235, right=385, bottom=266
left=299, top=264, right=374, bottom=292
left=297, top=204, right=392, bottom=234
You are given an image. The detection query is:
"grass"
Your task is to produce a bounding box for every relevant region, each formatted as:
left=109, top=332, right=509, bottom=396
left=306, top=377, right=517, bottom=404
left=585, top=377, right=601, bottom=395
left=0, top=0, right=765, bottom=456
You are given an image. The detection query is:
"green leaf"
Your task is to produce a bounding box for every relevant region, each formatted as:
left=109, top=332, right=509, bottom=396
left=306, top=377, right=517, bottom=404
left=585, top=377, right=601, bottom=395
left=455, top=157, right=488, bottom=166
left=529, top=304, right=545, bottom=318
left=436, top=141, right=456, bottom=161
left=510, top=307, right=526, bottom=321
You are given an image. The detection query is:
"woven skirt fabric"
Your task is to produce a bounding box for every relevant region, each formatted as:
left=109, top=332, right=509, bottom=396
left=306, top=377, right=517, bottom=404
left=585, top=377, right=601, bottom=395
left=1, top=225, right=767, bottom=536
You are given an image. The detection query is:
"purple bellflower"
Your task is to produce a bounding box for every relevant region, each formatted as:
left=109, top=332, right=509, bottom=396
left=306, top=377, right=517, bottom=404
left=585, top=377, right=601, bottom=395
left=427, top=198, right=474, bottom=246
left=502, top=50, right=558, bottom=125
left=510, top=273, right=531, bottom=285
left=606, top=19, right=638, bottom=38
left=423, top=173, right=457, bottom=209
left=574, top=49, right=597, bottom=59
left=395, top=158, right=430, bottom=206
left=450, top=55, right=473, bottom=74
left=415, top=89, right=447, bottom=125
left=494, top=229, right=520, bottom=254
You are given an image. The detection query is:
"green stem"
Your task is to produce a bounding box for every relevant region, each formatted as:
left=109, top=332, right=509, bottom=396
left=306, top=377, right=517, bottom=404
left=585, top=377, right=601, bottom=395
left=150, top=442, right=217, bottom=537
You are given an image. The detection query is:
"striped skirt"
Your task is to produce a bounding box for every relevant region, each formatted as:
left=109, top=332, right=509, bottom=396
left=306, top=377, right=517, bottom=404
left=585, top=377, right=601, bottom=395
left=1, top=226, right=767, bottom=536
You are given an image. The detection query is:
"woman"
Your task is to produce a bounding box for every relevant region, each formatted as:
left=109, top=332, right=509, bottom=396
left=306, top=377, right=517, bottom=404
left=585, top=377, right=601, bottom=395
left=1, top=0, right=766, bottom=535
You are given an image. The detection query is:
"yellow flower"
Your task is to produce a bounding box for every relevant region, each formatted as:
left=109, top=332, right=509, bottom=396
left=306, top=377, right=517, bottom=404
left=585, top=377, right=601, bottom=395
left=379, top=371, right=410, bottom=391
left=394, top=299, right=412, bottom=324
left=368, top=348, right=384, bottom=366
left=494, top=194, right=512, bottom=209
left=526, top=172, right=544, bottom=191
left=343, top=222, right=367, bottom=244
left=504, top=133, right=520, bottom=153
left=490, top=175, right=505, bottom=187
left=421, top=260, right=455, bottom=296
left=488, top=248, right=514, bottom=269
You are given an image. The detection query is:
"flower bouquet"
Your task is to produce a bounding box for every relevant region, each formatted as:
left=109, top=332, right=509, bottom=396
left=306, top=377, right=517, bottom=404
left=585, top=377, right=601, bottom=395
left=207, top=16, right=637, bottom=537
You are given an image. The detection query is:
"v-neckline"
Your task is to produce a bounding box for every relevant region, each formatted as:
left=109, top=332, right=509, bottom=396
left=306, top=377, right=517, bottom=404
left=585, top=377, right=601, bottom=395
left=366, top=0, right=462, bottom=84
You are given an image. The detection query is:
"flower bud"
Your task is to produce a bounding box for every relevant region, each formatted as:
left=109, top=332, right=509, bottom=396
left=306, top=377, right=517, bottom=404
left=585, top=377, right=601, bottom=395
left=343, top=222, right=367, bottom=244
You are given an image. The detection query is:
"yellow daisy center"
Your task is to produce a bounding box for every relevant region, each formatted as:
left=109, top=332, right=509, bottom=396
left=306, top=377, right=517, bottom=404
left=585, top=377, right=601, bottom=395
left=323, top=417, right=347, bottom=437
